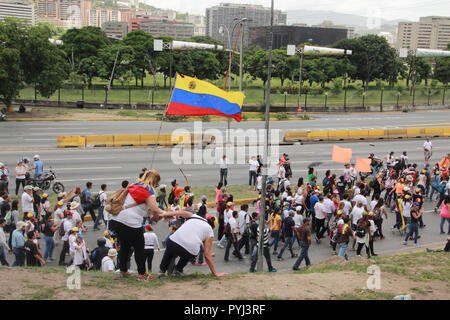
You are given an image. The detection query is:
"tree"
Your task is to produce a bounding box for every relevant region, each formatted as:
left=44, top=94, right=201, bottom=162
left=272, top=49, right=290, bottom=87
left=404, top=54, right=432, bottom=88
left=189, top=50, right=220, bottom=80
left=244, top=50, right=269, bottom=87
left=435, top=57, right=450, bottom=86
left=0, top=47, right=22, bottom=108
left=97, top=43, right=134, bottom=88
left=333, top=35, right=398, bottom=91
left=122, top=30, right=153, bottom=87
left=60, top=26, right=110, bottom=73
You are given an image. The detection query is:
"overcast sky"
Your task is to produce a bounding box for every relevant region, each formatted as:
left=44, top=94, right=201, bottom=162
left=144, top=0, right=450, bottom=21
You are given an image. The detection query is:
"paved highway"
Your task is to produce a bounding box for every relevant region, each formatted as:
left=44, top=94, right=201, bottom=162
left=0, top=110, right=449, bottom=147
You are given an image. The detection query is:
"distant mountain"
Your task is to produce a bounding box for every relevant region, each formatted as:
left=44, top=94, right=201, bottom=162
left=286, top=9, right=405, bottom=28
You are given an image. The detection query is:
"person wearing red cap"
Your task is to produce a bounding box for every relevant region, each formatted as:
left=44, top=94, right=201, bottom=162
left=143, top=224, right=160, bottom=273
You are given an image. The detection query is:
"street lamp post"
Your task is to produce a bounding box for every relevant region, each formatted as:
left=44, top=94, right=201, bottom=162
left=219, top=24, right=232, bottom=144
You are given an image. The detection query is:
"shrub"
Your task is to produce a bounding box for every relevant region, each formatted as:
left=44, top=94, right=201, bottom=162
left=275, top=112, right=289, bottom=120
left=201, top=115, right=211, bottom=122
left=331, top=79, right=343, bottom=95
left=242, top=113, right=248, bottom=121
left=165, top=115, right=187, bottom=121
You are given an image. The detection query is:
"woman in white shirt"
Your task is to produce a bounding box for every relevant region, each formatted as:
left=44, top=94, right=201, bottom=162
left=72, top=234, right=88, bottom=270
left=143, top=224, right=160, bottom=272
left=247, top=156, right=259, bottom=191
left=110, top=169, right=167, bottom=281
left=15, top=161, right=27, bottom=196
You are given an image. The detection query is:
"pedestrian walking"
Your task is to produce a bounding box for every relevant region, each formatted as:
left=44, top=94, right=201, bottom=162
left=403, top=206, right=424, bottom=247
left=293, top=218, right=311, bottom=270
left=277, top=210, right=297, bottom=260
left=439, top=195, right=450, bottom=235
left=337, top=217, right=355, bottom=261
left=224, top=211, right=243, bottom=261
left=93, top=184, right=107, bottom=231
left=219, top=155, right=228, bottom=186
left=12, top=221, right=26, bottom=266
left=250, top=220, right=277, bottom=273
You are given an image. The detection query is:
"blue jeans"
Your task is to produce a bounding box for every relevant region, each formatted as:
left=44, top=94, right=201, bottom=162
left=94, top=206, right=105, bottom=228
left=440, top=217, right=450, bottom=234
left=250, top=246, right=274, bottom=272
left=293, top=241, right=310, bottom=268
left=12, top=247, right=25, bottom=266
left=269, top=230, right=280, bottom=252
left=338, top=242, right=349, bottom=260
left=43, top=235, right=55, bottom=260
left=405, top=222, right=419, bottom=244
left=249, top=170, right=257, bottom=187
left=277, top=236, right=294, bottom=258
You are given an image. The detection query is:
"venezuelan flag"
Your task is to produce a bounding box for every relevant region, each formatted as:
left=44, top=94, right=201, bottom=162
left=166, top=74, right=245, bottom=122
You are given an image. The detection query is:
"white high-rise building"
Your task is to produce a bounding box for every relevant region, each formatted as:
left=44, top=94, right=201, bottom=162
left=0, top=0, right=35, bottom=25
left=397, top=16, right=450, bottom=50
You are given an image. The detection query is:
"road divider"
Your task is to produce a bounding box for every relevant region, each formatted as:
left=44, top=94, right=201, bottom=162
left=284, top=127, right=450, bottom=143
left=57, top=134, right=216, bottom=148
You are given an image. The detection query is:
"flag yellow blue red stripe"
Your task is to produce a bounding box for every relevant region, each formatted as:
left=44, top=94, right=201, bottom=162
left=166, top=74, right=245, bottom=122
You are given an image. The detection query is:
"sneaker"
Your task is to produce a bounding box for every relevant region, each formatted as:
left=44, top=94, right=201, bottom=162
left=48, top=257, right=55, bottom=261
left=440, top=231, right=445, bottom=234
left=217, top=244, right=224, bottom=249
left=291, top=254, right=298, bottom=258
left=157, top=271, right=166, bottom=278
left=173, top=270, right=185, bottom=276
left=137, top=274, right=148, bottom=281
left=200, top=262, right=207, bottom=266
left=120, top=271, right=132, bottom=278
left=414, top=243, right=419, bottom=247
left=269, top=268, right=277, bottom=272
left=277, top=257, right=283, bottom=261
left=371, top=253, right=378, bottom=256
left=249, top=269, right=256, bottom=273
left=224, top=258, right=229, bottom=262
left=211, top=252, right=216, bottom=257
left=192, top=261, right=198, bottom=265
left=293, top=267, right=299, bottom=271
left=403, top=241, right=407, bottom=245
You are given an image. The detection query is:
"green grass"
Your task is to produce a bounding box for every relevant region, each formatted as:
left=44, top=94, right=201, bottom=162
left=17, top=73, right=448, bottom=108
left=24, top=287, right=56, bottom=300
left=334, top=289, right=397, bottom=300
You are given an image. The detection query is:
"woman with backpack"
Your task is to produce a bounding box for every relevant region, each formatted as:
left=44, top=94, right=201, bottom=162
left=355, top=213, right=371, bottom=258
left=373, top=198, right=388, bottom=240
left=109, top=169, right=168, bottom=281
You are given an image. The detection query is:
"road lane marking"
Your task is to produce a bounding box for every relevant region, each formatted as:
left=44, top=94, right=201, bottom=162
left=55, top=166, right=122, bottom=171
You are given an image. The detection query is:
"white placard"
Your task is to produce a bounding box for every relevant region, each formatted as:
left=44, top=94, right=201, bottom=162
left=154, top=39, right=163, bottom=52
left=304, top=45, right=345, bottom=56
left=287, top=44, right=296, bottom=56
left=399, top=48, right=408, bottom=58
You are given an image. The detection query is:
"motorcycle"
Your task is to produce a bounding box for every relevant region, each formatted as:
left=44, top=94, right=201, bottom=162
left=29, top=167, right=65, bottom=193
left=0, top=108, right=6, bottom=121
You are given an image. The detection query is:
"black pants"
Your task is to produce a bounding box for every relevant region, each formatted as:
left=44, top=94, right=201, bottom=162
left=218, top=219, right=224, bottom=241
left=316, top=218, right=327, bottom=239
left=159, top=238, right=195, bottom=273
left=110, top=220, right=145, bottom=275
left=58, top=241, right=70, bottom=265
left=374, top=218, right=384, bottom=238
left=237, top=234, right=249, bottom=254
left=144, top=248, right=154, bottom=272
left=356, top=242, right=370, bottom=257
left=15, top=179, right=25, bottom=196
left=225, top=234, right=242, bottom=260
left=81, top=205, right=97, bottom=222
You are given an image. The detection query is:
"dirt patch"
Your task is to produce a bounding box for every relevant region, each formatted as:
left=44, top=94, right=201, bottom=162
left=0, top=267, right=448, bottom=300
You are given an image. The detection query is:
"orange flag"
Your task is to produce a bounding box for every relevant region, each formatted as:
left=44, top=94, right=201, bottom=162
left=356, top=157, right=372, bottom=172
left=332, top=145, right=352, bottom=163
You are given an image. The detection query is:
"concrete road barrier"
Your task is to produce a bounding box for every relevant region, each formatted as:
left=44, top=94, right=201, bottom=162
left=284, top=127, right=450, bottom=143
left=113, top=135, right=140, bottom=147
left=85, top=135, right=114, bottom=147
left=57, top=136, right=86, bottom=148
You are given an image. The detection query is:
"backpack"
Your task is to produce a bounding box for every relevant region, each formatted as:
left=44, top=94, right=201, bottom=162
left=438, top=181, right=446, bottom=194
left=279, top=179, right=286, bottom=193
left=104, top=187, right=139, bottom=216
left=5, top=210, right=12, bottom=225
left=225, top=222, right=231, bottom=235
left=92, top=193, right=101, bottom=210
left=59, top=220, right=65, bottom=237
left=80, top=190, right=87, bottom=204
left=168, top=188, right=175, bottom=205
left=355, top=225, right=366, bottom=238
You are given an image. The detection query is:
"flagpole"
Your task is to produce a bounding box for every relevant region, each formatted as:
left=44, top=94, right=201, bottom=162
left=150, top=73, right=177, bottom=169
left=257, top=0, right=274, bottom=272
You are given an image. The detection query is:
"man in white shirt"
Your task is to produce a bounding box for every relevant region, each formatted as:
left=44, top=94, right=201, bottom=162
left=423, top=138, right=432, bottom=165
left=323, top=195, right=335, bottom=221
left=351, top=202, right=365, bottom=228
left=21, top=185, right=34, bottom=214
left=224, top=211, right=243, bottom=261
left=219, top=155, right=228, bottom=186
left=352, top=191, right=368, bottom=211
left=102, top=249, right=118, bottom=272
left=236, top=204, right=250, bottom=255
left=314, top=196, right=328, bottom=243
left=248, top=156, right=259, bottom=191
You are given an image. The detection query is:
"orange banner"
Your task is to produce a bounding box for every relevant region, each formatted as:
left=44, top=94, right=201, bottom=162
left=331, top=145, right=352, bottom=163
left=356, top=157, right=372, bottom=172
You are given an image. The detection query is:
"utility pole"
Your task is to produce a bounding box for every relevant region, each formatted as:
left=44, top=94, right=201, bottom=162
left=257, top=0, right=274, bottom=272
left=239, top=7, right=244, bottom=92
